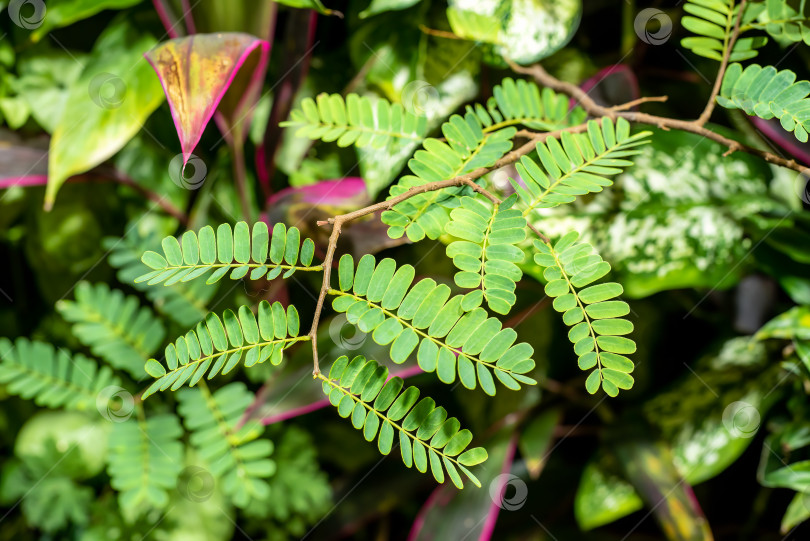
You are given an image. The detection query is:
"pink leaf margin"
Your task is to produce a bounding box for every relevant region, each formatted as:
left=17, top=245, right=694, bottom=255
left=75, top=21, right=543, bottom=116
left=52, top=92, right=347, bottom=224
left=144, top=35, right=271, bottom=165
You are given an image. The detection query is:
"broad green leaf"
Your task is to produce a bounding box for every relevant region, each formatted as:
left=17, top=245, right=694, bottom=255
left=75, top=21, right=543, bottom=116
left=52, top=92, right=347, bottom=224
left=576, top=337, right=779, bottom=530
left=46, top=20, right=164, bottom=208
left=29, top=0, right=143, bottom=42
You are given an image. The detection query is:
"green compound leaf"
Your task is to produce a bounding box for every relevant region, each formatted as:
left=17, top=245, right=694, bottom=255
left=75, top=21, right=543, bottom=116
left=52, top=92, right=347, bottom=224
left=0, top=338, right=121, bottom=410
left=465, top=77, right=588, bottom=132
left=320, top=355, right=486, bottom=488
left=329, top=255, right=536, bottom=394
left=681, top=0, right=767, bottom=62
left=137, top=222, right=321, bottom=286
left=56, top=281, right=164, bottom=378
left=281, top=92, right=428, bottom=149
left=755, top=0, right=810, bottom=46
left=381, top=112, right=516, bottom=242
left=104, top=231, right=216, bottom=328
left=107, top=413, right=184, bottom=518
left=533, top=233, right=636, bottom=396
left=141, top=302, right=307, bottom=398
left=717, top=62, right=810, bottom=142
left=512, top=117, right=651, bottom=216
left=177, top=382, right=275, bottom=508
left=445, top=194, right=527, bottom=315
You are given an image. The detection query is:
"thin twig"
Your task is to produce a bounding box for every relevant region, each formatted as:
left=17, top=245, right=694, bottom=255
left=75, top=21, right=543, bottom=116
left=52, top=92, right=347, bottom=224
left=418, top=25, right=462, bottom=40
left=696, top=0, right=748, bottom=126
left=609, top=96, right=668, bottom=111
left=304, top=40, right=810, bottom=375
left=305, top=134, right=571, bottom=373
left=509, top=60, right=810, bottom=175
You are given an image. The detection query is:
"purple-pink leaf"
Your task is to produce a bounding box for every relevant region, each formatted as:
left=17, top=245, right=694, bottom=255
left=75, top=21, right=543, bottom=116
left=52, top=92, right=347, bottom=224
left=145, top=32, right=270, bottom=164
left=0, top=131, right=49, bottom=189
left=267, top=177, right=368, bottom=208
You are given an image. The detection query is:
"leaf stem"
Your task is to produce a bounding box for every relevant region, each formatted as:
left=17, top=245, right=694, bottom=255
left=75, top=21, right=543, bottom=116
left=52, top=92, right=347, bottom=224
left=318, top=373, right=474, bottom=476
left=696, top=0, right=748, bottom=126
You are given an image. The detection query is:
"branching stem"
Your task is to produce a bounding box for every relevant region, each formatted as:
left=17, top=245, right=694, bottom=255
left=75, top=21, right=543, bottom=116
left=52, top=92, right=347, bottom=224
left=304, top=44, right=809, bottom=375
left=509, top=59, right=810, bottom=175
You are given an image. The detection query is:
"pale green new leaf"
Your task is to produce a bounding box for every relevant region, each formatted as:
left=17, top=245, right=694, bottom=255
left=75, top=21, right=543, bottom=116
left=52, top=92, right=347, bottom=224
left=141, top=302, right=306, bottom=398
left=320, top=355, right=487, bottom=487
left=330, top=255, right=536, bottom=394
left=512, top=117, right=650, bottom=216
left=533, top=233, right=636, bottom=396
left=137, top=222, right=321, bottom=286
left=46, top=20, right=164, bottom=207
left=445, top=194, right=527, bottom=315
left=381, top=111, right=516, bottom=241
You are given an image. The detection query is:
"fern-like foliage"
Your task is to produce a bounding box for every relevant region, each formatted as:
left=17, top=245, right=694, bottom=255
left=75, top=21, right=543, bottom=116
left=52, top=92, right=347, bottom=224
left=533, top=233, right=636, bottom=397
left=512, top=118, right=650, bottom=215
left=107, top=413, right=183, bottom=517
left=717, top=62, right=810, bottom=141
left=138, top=222, right=320, bottom=286
left=445, top=194, right=526, bottom=315
left=0, top=338, right=121, bottom=410
left=681, top=0, right=767, bottom=61
left=56, top=281, right=164, bottom=379
left=330, top=255, right=536, bottom=394
left=381, top=113, right=516, bottom=241
left=177, top=382, right=275, bottom=508
left=104, top=233, right=214, bottom=327
left=757, top=0, right=810, bottom=45
left=280, top=93, right=429, bottom=148
left=320, top=355, right=488, bottom=488
left=466, top=77, right=588, bottom=132
left=142, top=302, right=306, bottom=398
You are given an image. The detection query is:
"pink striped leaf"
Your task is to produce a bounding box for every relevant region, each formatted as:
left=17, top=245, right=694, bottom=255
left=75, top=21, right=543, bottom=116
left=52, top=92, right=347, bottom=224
left=145, top=32, right=270, bottom=164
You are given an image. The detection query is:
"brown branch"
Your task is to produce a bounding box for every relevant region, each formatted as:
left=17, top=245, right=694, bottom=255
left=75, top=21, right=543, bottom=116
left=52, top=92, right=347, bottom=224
left=418, top=25, right=463, bottom=40
left=509, top=60, right=810, bottom=175
left=609, top=96, right=668, bottom=112
left=696, top=0, right=748, bottom=126
left=307, top=35, right=810, bottom=375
